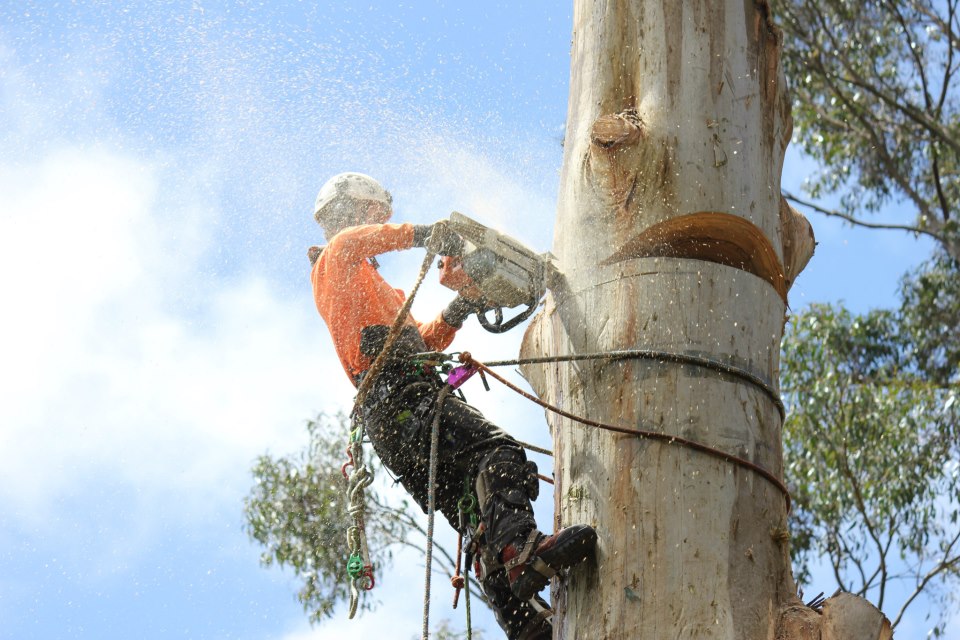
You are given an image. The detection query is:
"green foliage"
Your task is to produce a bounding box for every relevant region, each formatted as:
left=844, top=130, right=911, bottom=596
left=774, top=0, right=960, bottom=259
left=782, top=301, right=960, bottom=631
left=242, top=413, right=412, bottom=622
left=900, top=252, right=960, bottom=385
left=243, top=412, right=485, bottom=627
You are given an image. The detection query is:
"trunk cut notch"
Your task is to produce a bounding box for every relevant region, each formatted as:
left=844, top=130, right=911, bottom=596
left=600, top=211, right=788, bottom=303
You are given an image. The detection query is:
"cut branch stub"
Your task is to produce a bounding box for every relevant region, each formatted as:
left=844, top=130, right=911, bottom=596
left=587, top=109, right=649, bottom=213
left=820, top=593, right=892, bottom=640
left=600, top=211, right=788, bottom=303
left=776, top=592, right=893, bottom=640
left=590, top=109, right=644, bottom=148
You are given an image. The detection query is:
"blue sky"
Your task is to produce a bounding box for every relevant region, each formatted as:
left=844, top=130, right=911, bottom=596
left=0, top=2, right=949, bottom=639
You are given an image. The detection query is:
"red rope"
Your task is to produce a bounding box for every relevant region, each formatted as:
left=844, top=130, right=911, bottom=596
left=458, top=352, right=791, bottom=513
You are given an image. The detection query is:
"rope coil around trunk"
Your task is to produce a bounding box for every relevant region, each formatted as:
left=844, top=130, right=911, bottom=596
left=481, top=349, right=785, bottom=421
left=458, top=352, right=791, bottom=513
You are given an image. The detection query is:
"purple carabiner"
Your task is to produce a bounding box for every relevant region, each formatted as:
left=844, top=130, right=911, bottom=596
left=446, top=364, right=477, bottom=390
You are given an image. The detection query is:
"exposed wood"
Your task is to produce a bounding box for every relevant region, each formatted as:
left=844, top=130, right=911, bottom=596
left=600, top=211, right=788, bottom=303
left=776, top=603, right=821, bottom=640
left=774, top=592, right=895, bottom=640
left=591, top=110, right=645, bottom=149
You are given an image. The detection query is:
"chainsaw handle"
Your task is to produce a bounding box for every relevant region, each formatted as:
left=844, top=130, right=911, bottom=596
left=477, top=300, right=538, bottom=333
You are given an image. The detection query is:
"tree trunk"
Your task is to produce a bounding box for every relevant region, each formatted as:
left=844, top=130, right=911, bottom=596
left=520, top=2, right=815, bottom=638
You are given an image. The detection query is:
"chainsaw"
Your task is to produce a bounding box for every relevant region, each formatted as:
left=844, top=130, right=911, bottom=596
left=438, top=212, right=550, bottom=334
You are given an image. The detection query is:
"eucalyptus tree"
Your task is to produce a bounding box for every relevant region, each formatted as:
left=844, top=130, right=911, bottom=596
left=782, top=301, right=960, bottom=636
left=511, top=1, right=897, bottom=637
left=774, top=0, right=960, bottom=261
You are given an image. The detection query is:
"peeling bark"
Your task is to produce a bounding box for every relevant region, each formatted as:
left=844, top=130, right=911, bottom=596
left=779, top=197, right=815, bottom=292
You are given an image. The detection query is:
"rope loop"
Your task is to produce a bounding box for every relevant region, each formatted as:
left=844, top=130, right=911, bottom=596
left=456, top=352, right=792, bottom=513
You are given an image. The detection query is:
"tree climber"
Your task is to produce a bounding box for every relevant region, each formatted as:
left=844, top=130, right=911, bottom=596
left=307, top=172, right=597, bottom=640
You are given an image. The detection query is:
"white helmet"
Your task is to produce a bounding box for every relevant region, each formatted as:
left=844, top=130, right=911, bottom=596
left=313, top=172, right=393, bottom=230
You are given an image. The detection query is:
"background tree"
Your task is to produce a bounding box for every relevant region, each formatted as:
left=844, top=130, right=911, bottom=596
left=773, top=0, right=960, bottom=261
left=782, top=301, right=960, bottom=636
left=771, top=3, right=960, bottom=631
left=243, top=413, right=483, bottom=624
left=899, top=252, right=960, bottom=387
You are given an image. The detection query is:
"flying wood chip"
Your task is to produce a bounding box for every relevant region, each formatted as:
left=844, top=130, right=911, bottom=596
left=600, top=211, right=788, bottom=303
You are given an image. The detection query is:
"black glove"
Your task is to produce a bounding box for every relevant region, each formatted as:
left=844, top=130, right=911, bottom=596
left=412, top=224, right=433, bottom=248
left=426, top=220, right=465, bottom=256
left=442, top=295, right=484, bottom=328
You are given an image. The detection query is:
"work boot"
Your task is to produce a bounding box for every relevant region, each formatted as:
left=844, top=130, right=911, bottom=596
left=501, top=524, right=598, bottom=601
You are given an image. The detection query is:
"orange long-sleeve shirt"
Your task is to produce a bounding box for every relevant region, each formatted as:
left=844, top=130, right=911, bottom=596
left=311, top=222, right=458, bottom=383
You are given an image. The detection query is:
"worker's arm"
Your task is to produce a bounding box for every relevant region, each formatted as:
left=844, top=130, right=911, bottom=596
left=418, top=314, right=458, bottom=352
left=326, top=220, right=463, bottom=258
left=417, top=295, right=484, bottom=351
left=324, top=222, right=421, bottom=259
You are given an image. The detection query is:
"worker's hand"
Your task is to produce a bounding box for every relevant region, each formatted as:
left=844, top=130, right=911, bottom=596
left=307, top=245, right=323, bottom=265
left=427, top=220, right=465, bottom=256
left=442, top=295, right=485, bottom=328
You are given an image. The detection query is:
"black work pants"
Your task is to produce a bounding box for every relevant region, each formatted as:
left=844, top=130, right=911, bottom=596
left=359, top=356, right=550, bottom=639
left=361, top=369, right=522, bottom=532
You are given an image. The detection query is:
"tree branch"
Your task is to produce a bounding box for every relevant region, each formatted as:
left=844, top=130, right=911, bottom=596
left=826, top=530, right=851, bottom=593
left=891, top=527, right=960, bottom=628
left=783, top=191, right=947, bottom=242
left=837, top=529, right=871, bottom=593
left=936, top=0, right=956, bottom=116
left=898, top=1, right=957, bottom=224
left=810, top=53, right=936, bottom=219
left=805, top=1, right=960, bottom=158
left=836, top=441, right=889, bottom=610
left=831, top=63, right=960, bottom=158
left=909, top=0, right=960, bottom=53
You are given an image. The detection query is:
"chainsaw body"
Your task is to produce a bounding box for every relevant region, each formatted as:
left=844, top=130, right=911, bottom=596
left=438, top=212, right=549, bottom=333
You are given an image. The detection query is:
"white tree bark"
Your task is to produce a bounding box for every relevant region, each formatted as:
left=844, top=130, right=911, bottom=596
left=519, top=2, right=818, bottom=638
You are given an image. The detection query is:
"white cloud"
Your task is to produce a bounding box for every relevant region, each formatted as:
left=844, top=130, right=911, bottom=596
left=0, top=148, right=348, bottom=529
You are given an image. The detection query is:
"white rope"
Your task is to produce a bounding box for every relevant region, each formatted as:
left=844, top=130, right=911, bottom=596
left=421, top=384, right=453, bottom=639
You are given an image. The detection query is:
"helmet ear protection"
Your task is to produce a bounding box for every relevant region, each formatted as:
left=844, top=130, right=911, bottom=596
left=314, top=173, right=393, bottom=231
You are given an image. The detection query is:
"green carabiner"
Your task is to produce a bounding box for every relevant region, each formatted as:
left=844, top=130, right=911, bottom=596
left=346, top=554, right=364, bottom=578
